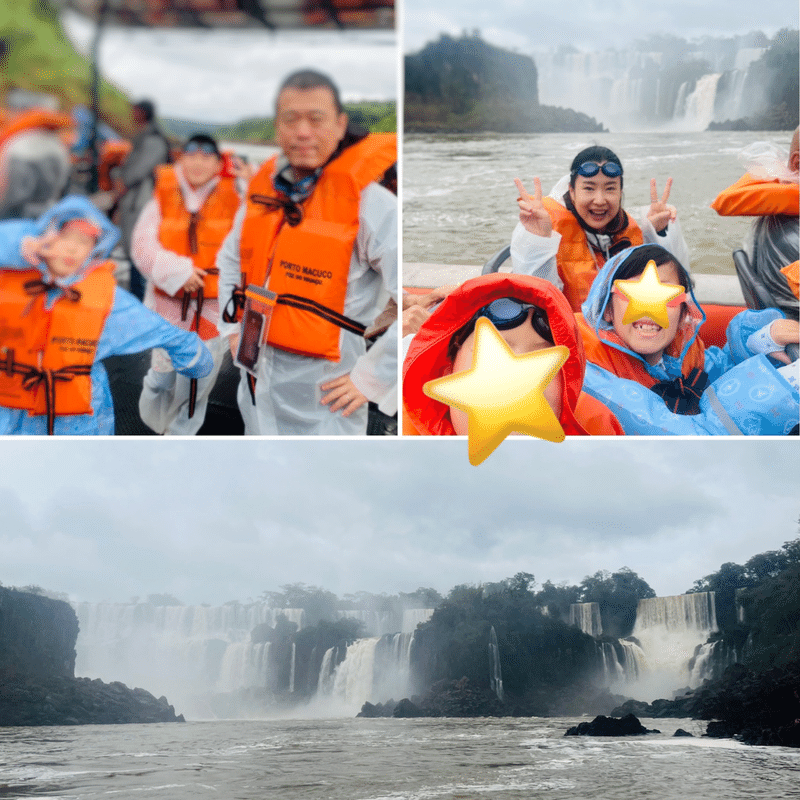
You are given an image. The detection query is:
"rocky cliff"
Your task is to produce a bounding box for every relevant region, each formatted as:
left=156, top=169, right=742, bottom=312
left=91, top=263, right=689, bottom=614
left=0, top=587, right=184, bottom=726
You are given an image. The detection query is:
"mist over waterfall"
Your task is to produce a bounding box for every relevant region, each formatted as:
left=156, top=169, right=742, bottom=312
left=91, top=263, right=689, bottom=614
left=72, top=602, right=305, bottom=706
left=534, top=36, right=769, bottom=131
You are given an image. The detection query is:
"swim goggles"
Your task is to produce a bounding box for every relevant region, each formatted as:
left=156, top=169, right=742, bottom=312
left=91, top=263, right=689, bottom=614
left=183, top=141, right=219, bottom=156
left=572, top=161, right=623, bottom=179
left=474, top=297, right=552, bottom=342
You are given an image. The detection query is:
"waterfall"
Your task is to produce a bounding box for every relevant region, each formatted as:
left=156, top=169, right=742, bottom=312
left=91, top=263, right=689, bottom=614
left=674, top=73, right=722, bottom=131
left=570, top=602, right=603, bottom=637
left=488, top=626, right=504, bottom=702
left=533, top=41, right=765, bottom=131
left=401, top=608, right=434, bottom=633
left=318, top=632, right=418, bottom=714
left=625, top=592, right=718, bottom=700
left=289, top=642, right=296, bottom=693
left=71, top=601, right=305, bottom=703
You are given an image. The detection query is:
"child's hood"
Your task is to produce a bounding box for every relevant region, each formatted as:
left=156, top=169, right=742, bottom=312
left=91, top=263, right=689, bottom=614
left=34, top=195, right=120, bottom=268
left=580, top=244, right=705, bottom=368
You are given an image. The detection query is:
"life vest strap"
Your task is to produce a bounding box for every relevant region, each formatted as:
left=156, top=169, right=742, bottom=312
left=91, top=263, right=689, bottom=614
left=222, top=272, right=247, bottom=323
left=275, top=294, right=367, bottom=337
left=188, top=377, right=198, bottom=419
left=23, top=278, right=82, bottom=304
left=250, top=194, right=303, bottom=227
left=10, top=359, right=93, bottom=435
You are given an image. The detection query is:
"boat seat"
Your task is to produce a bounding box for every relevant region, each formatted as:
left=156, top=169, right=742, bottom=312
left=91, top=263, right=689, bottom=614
left=482, top=245, right=511, bottom=274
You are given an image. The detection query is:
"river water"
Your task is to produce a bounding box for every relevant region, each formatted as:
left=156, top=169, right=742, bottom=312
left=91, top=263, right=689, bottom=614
left=2, top=717, right=798, bottom=799
left=403, top=130, right=793, bottom=276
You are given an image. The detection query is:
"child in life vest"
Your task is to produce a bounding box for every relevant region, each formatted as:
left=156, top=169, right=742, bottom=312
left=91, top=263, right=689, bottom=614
left=402, top=273, right=624, bottom=436
left=0, top=195, right=212, bottom=434
left=578, top=243, right=799, bottom=435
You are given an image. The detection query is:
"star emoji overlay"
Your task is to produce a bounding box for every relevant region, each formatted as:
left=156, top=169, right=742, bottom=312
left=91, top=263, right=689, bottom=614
left=423, top=318, right=569, bottom=465
left=613, top=260, right=684, bottom=328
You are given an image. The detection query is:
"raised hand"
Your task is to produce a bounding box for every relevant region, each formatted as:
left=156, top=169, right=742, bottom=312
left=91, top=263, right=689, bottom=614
left=514, top=177, right=553, bottom=238
left=647, top=178, right=677, bottom=233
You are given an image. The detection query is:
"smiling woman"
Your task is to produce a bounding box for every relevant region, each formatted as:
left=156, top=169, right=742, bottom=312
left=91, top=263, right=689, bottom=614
left=511, top=145, right=689, bottom=311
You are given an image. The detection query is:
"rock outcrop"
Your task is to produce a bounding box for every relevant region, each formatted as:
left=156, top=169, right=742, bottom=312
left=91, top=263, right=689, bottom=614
left=565, top=714, right=659, bottom=736
left=0, top=587, right=184, bottom=726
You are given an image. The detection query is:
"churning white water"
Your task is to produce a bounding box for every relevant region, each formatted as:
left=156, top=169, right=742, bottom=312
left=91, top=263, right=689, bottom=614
left=1, top=717, right=798, bottom=800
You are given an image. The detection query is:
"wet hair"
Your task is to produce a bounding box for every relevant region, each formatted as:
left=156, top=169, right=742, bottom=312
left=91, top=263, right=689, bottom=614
left=569, top=145, right=624, bottom=189
left=612, top=244, right=690, bottom=290
left=447, top=301, right=553, bottom=362
left=184, top=133, right=221, bottom=157
left=275, top=69, right=344, bottom=115
left=133, top=100, right=156, bottom=122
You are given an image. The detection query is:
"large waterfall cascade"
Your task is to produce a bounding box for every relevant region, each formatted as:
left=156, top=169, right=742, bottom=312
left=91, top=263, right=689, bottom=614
left=570, top=593, right=719, bottom=700
left=535, top=44, right=765, bottom=130
left=318, top=631, right=417, bottom=714
left=72, top=601, right=305, bottom=699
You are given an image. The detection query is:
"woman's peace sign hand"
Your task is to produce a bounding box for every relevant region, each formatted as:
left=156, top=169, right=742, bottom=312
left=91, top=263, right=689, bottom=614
left=647, top=178, right=677, bottom=233
left=514, top=177, right=553, bottom=238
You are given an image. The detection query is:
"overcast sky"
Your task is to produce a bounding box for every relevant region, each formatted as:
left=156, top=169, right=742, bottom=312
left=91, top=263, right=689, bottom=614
left=404, top=0, right=799, bottom=53
left=1, top=439, right=796, bottom=607
left=62, top=11, right=397, bottom=123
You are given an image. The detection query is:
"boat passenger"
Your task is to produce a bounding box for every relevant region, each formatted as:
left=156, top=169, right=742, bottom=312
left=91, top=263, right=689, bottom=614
left=217, top=69, right=397, bottom=435
left=113, top=100, right=172, bottom=300
left=0, top=195, right=212, bottom=435
left=511, top=145, right=690, bottom=311
left=0, top=107, right=73, bottom=220
left=402, top=272, right=624, bottom=436
left=711, top=128, right=799, bottom=320
left=578, top=243, right=799, bottom=435
left=132, top=133, right=244, bottom=435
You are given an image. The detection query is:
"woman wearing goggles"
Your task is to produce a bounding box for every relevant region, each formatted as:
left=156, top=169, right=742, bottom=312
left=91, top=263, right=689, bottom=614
left=509, top=145, right=689, bottom=312
left=402, top=272, right=624, bottom=436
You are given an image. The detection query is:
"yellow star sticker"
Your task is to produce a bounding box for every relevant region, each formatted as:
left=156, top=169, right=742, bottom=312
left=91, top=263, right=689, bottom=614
left=423, top=318, right=569, bottom=465
left=613, top=260, right=684, bottom=328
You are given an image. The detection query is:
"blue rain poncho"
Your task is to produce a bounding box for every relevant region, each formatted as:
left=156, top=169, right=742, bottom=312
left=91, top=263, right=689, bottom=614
left=579, top=245, right=798, bottom=435
left=0, top=196, right=212, bottom=435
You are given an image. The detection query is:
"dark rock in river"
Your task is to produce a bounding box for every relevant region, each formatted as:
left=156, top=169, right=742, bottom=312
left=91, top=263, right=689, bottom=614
left=673, top=728, right=694, bottom=737
left=0, top=586, right=184, bottom=726
left=0, top=675, right=185, bottom=726
left=565, top=713, right=659, bottom=736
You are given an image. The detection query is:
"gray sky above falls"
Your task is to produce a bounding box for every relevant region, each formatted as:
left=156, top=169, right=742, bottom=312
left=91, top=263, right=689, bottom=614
left=0, top=439, right=797, bottom=607
left=404, top=0, right=799, bottom=53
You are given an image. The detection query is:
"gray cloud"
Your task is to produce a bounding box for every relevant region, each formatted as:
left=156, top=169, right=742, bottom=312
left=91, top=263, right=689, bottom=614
left=404, top=0, right=798, bottom=52
left=0, top=440, right=796, bottom=604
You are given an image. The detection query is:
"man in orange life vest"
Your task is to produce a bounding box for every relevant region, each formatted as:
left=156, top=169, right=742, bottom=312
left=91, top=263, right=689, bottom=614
left=132, top=133, right=242, bottom=434
left=217, top=70, right=398, bottom=435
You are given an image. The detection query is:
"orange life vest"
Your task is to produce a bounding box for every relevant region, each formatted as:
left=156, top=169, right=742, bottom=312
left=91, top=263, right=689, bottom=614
left=237, top=133, right=396, bottom=361
left=0, top=109, right=74, bottom=150
left=0, top=265, right=116, bottom=433
left=543, top=197, right=643, bottom=312
left=154, top=165, right=240, bottom=339
left=711, top=173, right=800, bottom=217
left=575, top=312, right=706, bottom=389
left=782, top=261, right=799, bottom=299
